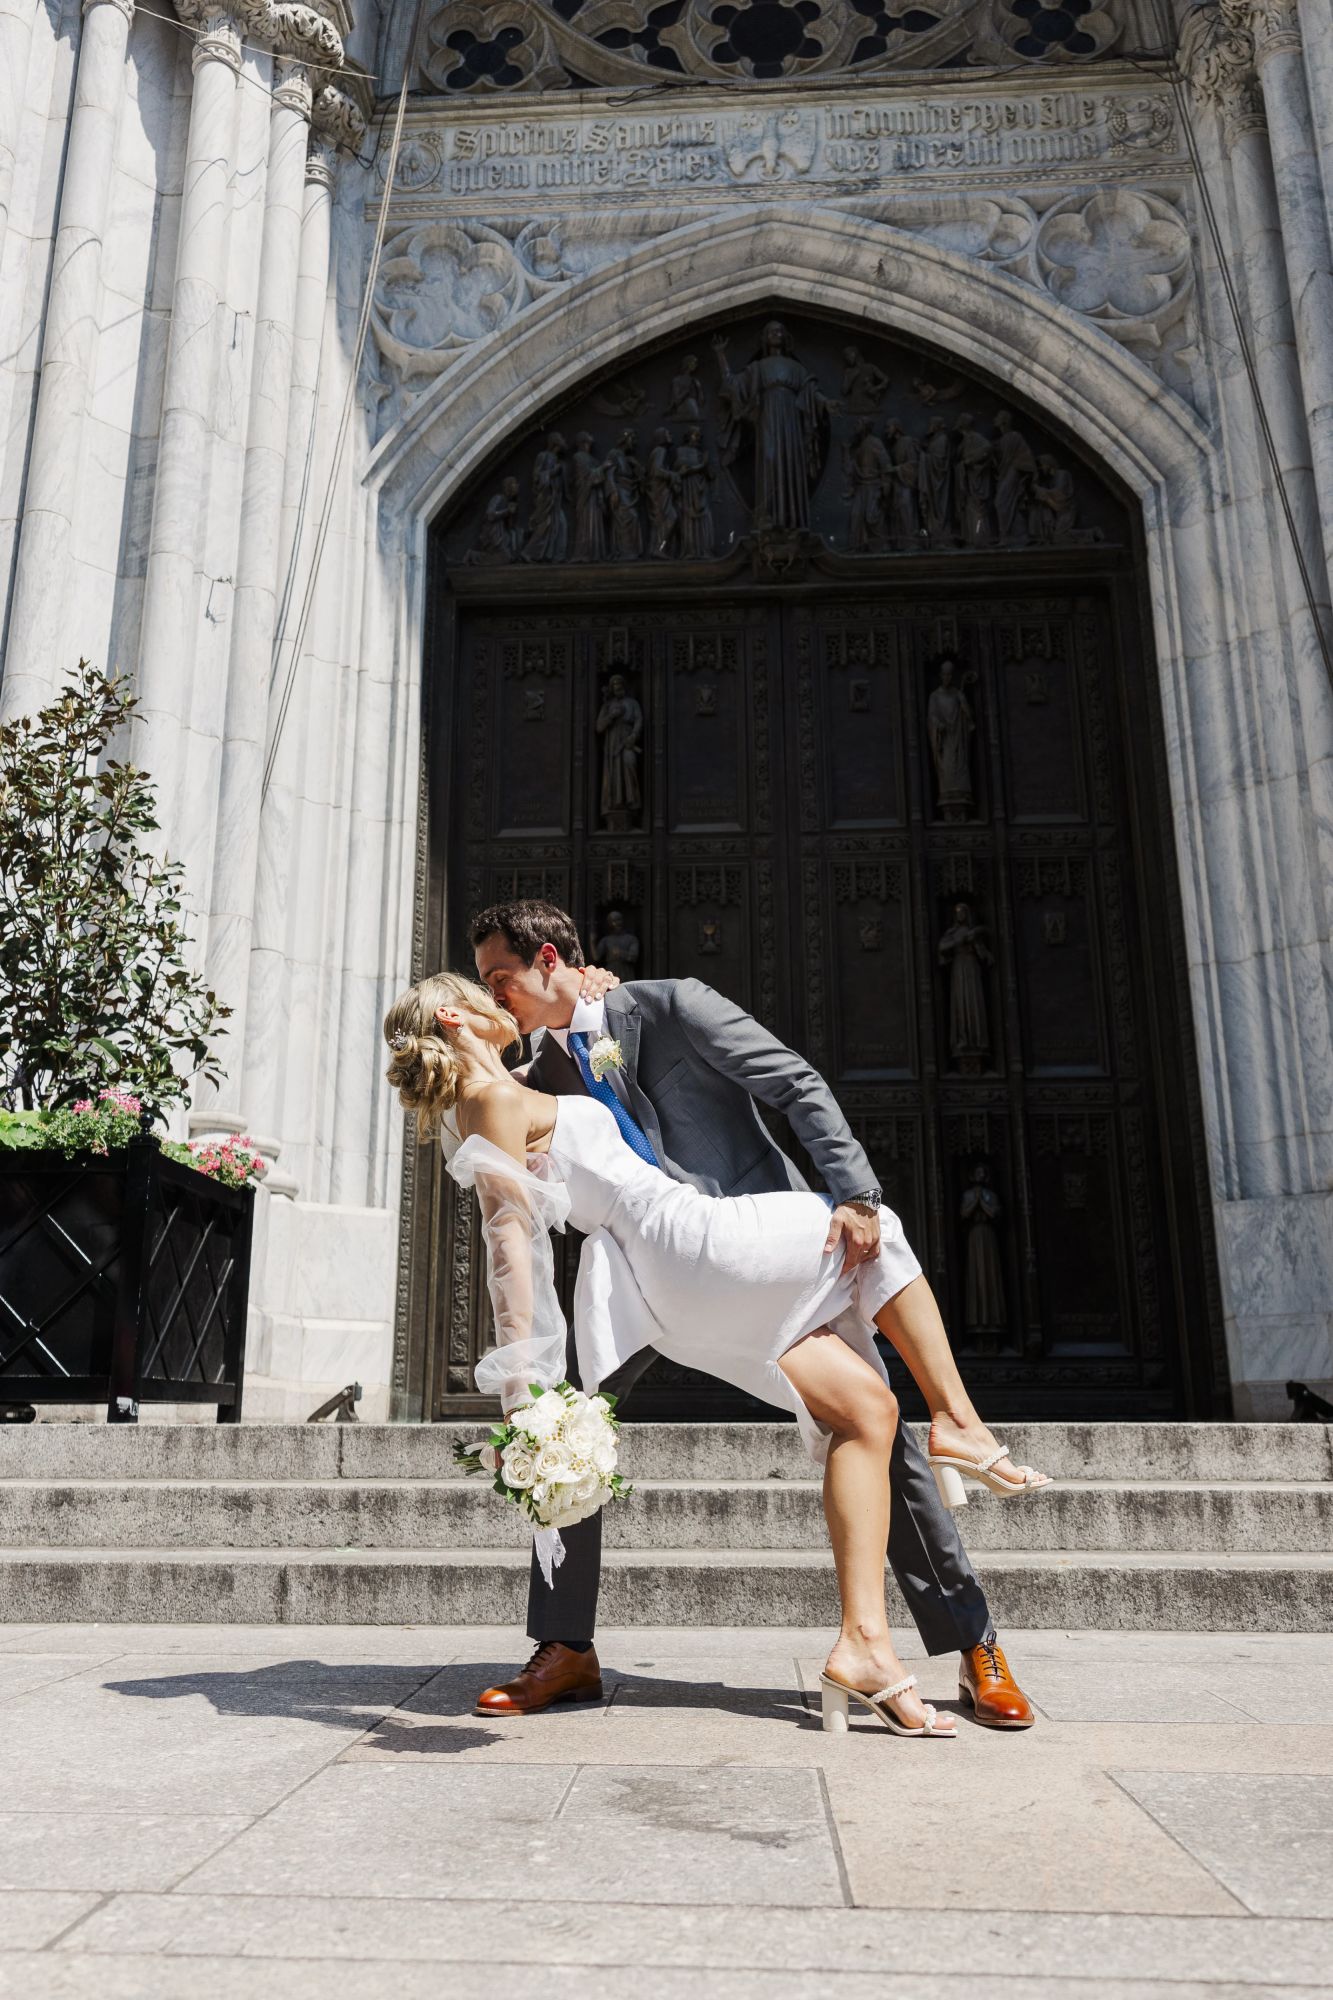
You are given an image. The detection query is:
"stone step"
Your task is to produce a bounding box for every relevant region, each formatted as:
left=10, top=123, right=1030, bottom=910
left=4, top=1476, right=1330, bottom=1554
left=1, top=1546, right=1329, bottom=1629
left=2, top=1421, right=1329, bottom=1484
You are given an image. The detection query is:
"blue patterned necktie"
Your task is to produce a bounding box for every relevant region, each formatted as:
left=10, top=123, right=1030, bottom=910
left=568, top=1031, right=659, bottom=1167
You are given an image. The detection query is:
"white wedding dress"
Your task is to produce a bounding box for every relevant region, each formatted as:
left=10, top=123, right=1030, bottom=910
left=446, top=1093, right=921, bottom=1465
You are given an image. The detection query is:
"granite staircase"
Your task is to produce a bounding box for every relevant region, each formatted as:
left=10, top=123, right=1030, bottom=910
left=1, top=1421, right=1330, bottom=1628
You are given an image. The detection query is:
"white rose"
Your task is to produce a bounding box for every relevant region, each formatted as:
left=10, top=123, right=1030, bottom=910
left=564, top=1405, right=605, bottom=1455
left=501, top=1442, right=537, bottom=1489
left=534, top=1439, right=575, bottom=1482
left=519, top=1391, right=567, bottom=1444
left=477, top=1443, right=501, bottom=1473
left=573, top=1469, right=603, bottom=1504
left=591, top=1435, right=617, bottom=1475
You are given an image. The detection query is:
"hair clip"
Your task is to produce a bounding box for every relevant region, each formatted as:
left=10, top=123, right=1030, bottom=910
left=389, top=1031, right=412, bottom=1052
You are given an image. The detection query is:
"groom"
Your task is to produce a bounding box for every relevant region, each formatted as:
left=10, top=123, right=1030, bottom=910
left=469, top=897, right=1035, bottom=1730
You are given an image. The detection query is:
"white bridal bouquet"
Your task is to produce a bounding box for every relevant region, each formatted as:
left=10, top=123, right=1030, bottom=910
left=454, top=1381, right=632, bottom=1537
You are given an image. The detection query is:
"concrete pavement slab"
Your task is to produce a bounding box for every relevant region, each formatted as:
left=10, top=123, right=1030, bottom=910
left=0, top=1815, right=251, bottom=1892
left=5, top=1956, right=1333, bottom=2000
left=0, top=1893, right=101, bottom=1950
left=1112, top=1771, right=1333, bottom=1917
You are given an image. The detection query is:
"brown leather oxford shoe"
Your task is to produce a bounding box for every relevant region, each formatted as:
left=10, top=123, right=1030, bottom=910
left=959, top=1638, right=1035, bottom=1728
left=475, top=1641, right=604, bottom=1716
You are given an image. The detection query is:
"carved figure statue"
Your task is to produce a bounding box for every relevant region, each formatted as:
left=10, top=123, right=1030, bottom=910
left=646, top=427, right=680, bottom=559
left=843, top=419, right=890, bottom=552
left=571, top=432, right=608, bottom=563
left=841, top=344, right=889, bottom=413
left=993, top=409, right=1037, bottom=545
left=954, top=413, right=994, bottom=549
left=464, top=477, right=520, bottom=564
left=521, top=432, right=568, bottom=563
left=938, top=900, right=993, bottom=1063
left=592, top=909, right=641, bottom=980
left=713, top=321, right=833, bottom=532
left=603, top=430, right=644, bottom=559
left=596, top=669, right=644, bottom=828
left=914, top=374, right=965, bottom=405
left=1031, top=453, right=1078, bottom=543
left=961, top=1161, right=1006, bottom=1336
left=667, top=355, right=702, bottom=421
left=920, top=417, right=953, bottom=548
left=884, top=419, right=922, bottom=550
left=927, top=656, right=975, bottom=816
left=675, top=426, right=717, bottom=559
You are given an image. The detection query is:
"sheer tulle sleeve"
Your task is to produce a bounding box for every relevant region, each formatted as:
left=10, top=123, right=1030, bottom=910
left=445, top=1136, right=571, bottom=1412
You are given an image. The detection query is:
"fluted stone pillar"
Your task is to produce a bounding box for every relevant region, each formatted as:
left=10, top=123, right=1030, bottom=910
left=131, top=6, right=243, bottom=818
left=1234, top=0, right=1333, bottom=579
left=1, top=0, right=134, bottom=723
left=206, top=53, right=313, bottom=1114
left=0, top=0, right=38, bottom=254
left=275, top=131, right=335, bottom=602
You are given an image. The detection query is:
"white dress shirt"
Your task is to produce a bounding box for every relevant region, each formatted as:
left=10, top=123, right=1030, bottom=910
left=545, top=991, right=605, bottom=1057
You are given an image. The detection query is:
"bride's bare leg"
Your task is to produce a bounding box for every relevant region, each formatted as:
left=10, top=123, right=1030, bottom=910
left=779, top=1329, right=948, bottom=1731
left=873, top=1276, right=1049, bottom=1489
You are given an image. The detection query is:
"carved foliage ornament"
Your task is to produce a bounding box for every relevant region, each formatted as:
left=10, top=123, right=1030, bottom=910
left=175, top=0, right=345, bottom=66
left=418, top=0, right=1121, bottom=90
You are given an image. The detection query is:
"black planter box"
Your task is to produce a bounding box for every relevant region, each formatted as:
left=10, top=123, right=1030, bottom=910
left=0, top=1140, right=252, bottom=1421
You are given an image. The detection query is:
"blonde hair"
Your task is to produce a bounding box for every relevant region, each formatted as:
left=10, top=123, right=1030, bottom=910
left=383, top=972, right=520, bottom=1141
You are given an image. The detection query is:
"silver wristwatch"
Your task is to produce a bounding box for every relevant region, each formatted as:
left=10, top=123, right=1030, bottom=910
left=843, top=1189, right=882, bottom=1214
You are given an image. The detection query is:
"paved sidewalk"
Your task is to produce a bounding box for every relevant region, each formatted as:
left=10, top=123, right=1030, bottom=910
left=0, top=1623, right=1329, bottom=1998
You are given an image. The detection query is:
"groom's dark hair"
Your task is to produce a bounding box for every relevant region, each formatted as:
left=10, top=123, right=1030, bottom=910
left=469, top=899, right=586, bottom=969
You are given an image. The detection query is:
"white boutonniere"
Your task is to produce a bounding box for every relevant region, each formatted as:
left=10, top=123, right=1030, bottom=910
left=588, top=1035, right=625, bottom=1084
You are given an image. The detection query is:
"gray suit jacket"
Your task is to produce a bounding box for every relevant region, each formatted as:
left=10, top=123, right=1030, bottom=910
left=525, top=979, right=874, bottom=1204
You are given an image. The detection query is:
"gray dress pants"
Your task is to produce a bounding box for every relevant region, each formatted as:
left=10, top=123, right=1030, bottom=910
left=526, top=1338, right=993, bottom=1656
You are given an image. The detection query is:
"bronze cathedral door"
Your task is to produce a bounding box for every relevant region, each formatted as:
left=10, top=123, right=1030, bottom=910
left=406, top=315, right=1225, bottom=1422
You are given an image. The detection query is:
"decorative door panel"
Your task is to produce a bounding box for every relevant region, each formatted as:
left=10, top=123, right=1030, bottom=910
left=411, top=310, right=1224, bottom=1420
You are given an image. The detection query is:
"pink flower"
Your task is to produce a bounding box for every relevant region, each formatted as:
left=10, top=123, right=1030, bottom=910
left=72, top=1099, right=93, bottom=1114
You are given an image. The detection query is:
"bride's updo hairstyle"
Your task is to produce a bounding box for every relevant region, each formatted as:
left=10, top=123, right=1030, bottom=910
left=383, top=972, right=520, bottom=1141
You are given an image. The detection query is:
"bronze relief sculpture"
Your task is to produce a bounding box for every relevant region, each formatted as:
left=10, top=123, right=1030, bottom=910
left=713, top=320, right=833, bottom=533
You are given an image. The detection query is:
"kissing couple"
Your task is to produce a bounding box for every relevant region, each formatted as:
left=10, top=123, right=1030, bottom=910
left=385, top=898, right=1050, bottom=1740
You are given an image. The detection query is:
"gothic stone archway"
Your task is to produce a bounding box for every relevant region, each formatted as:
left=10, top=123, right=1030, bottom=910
left=402, top=305, right=1224, bottom=1423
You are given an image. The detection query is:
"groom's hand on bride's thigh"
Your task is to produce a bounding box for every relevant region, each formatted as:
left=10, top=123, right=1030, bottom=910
left=824, top=1204, right=881, bottom=1273
left=579, top=965, right=620, bottom=1001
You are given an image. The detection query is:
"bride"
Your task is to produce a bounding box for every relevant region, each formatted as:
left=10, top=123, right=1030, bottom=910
left=385, top=972, right=1050, bottom=1740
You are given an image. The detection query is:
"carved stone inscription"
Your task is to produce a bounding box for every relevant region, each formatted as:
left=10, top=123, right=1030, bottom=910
left=451, top=314, right=1125, bottom=571
left=399, top=88, right=1179, bottom=198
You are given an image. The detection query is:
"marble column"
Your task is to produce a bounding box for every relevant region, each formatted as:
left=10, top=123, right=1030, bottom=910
left=130, top=7, right=242, bottom=826
left=206, top=53, right=312, bottom=1116
left=1239, top=0, right=1333, bottom=579
left=275, top=131, right=335, bottom=604
left=1294, top=0, right=1333, bottom=241
left=0, top=0, right=38, bottom=255
left=0, top=0, right=134, bottom=724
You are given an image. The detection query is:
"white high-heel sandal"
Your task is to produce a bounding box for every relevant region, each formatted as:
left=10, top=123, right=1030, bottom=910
left=928, top=1445, right=1052, bottom=1510
left=819, top=1672, right=957, bottom=1738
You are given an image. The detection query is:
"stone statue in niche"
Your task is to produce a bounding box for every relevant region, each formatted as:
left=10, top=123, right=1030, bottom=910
left=646, top=429, right=680, bottom=559
left=954, top=414, right=994, bottom=550
left=1031, top=454, right=1078, bottom=543
left=927, top=656, right=976, bottom=818
left=993, top=409, right=1037, bottom=546
left=841, top=345, right=889, bottom=413
left=603, top=430, right=644, bottom=559
left=464, top=477, right=520, bottom=564
left=859, top=917, right=884, bottom=951
left=961, top=1162, right=1006, bottom=1339
left=521, top=433, right=568, bottom=563
left=698, top=917, right=722, bottom=954
left=523, top=687, right=546, bottom=722
left=843, top=419, right=890, bottom=552
left=713, top=321, right=833, bottom=533
left=675, top=427, right=717, bottom=559
left=571, top=432, right=608, bottom=562
left=667, top=355, right=702, bottom=421
left=695, top=680, right=717, bottom=716
left=920, top=417, right=953, bottom=549
left=596, top=669, right=644, bottom=829
left=938, top=900, right=994, bottom=1070
left=593, top=909, right=641, bottom=980
left=884, top=419, right=922, bottom=550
